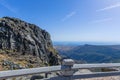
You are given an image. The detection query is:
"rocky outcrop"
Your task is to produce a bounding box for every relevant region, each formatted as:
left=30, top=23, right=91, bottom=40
left=0, top=17, right=60, bottom=66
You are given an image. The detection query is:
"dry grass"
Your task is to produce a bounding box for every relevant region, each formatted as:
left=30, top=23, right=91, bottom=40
left=0, top=53, right=11, bottom=61
left=0, top=65, right=2, bottom=71
left=14, top=60, right=28, bottom=67
left=0, top=52, right=31, bottom=70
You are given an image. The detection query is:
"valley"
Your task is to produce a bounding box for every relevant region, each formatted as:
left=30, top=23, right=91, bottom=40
left=55, top=43, right=120, bottom=63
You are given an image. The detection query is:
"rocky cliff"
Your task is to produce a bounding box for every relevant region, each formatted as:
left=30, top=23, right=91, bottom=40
left=0, top=17, right=60, bottom=69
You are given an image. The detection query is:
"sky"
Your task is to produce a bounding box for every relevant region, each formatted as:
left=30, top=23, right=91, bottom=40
left=0, top=0, right=120, bottom=42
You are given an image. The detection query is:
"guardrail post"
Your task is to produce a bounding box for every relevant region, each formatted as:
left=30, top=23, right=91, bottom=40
left=60, top=59, right=75, bottom=79
left=45, top=73, right=48, bottom=78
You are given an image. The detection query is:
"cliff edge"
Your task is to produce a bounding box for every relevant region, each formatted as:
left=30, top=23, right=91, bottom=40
left=0, top=17, right=60, bottom=69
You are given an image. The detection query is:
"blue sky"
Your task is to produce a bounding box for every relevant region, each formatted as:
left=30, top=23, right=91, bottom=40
left=0, top=0, right=120, bottom=42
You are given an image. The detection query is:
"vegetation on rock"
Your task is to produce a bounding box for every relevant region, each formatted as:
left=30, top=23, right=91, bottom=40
left=0, top=17, right=61, bottom=70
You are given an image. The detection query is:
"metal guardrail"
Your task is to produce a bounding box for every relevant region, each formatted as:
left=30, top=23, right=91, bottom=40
left=0, top=59, right=120, bottom=80
left=45, top=71, right=120, bottom=80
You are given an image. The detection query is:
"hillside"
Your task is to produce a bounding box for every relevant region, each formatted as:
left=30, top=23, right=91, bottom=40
left=0, top=17, right=61, bottom=70
left=55, top=44, right=120, bottom=63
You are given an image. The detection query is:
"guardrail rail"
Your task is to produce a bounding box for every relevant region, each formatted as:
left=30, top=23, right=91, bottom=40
left=0, top=59, right=120, bottom=80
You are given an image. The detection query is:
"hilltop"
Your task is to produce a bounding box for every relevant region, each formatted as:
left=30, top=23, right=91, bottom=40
left=0, top=17, right=61, bottom=70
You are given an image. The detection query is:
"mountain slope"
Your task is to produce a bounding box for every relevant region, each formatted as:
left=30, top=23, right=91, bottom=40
left=55, top=44, right=120, bottom=63
left=0, top=17, right=60, bottom=69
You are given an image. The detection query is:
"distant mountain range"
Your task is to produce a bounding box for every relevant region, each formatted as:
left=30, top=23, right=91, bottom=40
left=55, top=44, right=120, bottom=63
left=53, top=41, right=120, bottom=46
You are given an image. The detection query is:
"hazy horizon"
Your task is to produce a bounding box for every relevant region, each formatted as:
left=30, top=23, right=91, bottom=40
left=53, top=41, right=120, bottom=45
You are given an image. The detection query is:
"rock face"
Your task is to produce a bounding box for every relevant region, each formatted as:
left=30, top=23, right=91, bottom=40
left=0, top=17, right=60, bottom=66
